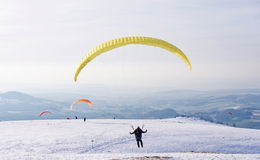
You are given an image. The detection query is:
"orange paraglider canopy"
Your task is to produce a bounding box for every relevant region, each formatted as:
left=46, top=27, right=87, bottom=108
left=39, top=111, right=52, bottom=116
left=70, top=99, right=93, bottom=110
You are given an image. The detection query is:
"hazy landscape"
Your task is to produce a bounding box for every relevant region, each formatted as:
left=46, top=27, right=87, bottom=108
left=1, top=88, right=259, bottom=129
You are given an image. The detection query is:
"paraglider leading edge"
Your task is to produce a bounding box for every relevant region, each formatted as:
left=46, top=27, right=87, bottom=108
left=74, top=36, right=192, bottom=82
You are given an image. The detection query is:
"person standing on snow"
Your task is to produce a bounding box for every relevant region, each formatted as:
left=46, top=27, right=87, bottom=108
left=130, top=126, right=147, bottom=148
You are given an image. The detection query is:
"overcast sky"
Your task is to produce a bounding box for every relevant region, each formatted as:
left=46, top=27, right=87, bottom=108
left=0, top=0, right=259, bottom=93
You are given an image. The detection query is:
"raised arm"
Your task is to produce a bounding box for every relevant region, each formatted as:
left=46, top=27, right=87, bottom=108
left=142, top=129, right=147, bottom=133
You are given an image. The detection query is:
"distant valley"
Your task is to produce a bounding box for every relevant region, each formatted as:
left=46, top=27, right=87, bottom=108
left=0, top=89, right=259, bottom=129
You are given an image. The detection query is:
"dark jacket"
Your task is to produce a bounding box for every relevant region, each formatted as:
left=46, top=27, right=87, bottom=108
left=130, top=127, right=147, bottom=141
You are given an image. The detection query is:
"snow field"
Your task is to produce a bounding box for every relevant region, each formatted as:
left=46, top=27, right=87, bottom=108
left=0, top=117, right=259, bottom=159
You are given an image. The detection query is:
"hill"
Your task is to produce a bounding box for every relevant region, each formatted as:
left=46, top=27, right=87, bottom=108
left=1, top=90, right=260, bottom=129
left=0, top=91, right=66, bottom=120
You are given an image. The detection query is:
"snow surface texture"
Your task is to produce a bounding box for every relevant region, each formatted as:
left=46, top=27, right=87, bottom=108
left=0, top=117, right=259, bottom=160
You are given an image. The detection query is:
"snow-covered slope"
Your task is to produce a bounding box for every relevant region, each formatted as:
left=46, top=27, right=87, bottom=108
left=0, top=117, right=259, bottom=160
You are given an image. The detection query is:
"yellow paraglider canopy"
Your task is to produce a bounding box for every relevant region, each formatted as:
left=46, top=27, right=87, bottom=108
left=74, top=36, right=192, bottom=81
